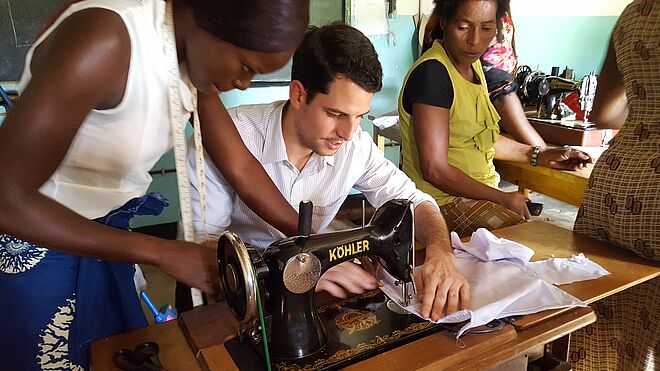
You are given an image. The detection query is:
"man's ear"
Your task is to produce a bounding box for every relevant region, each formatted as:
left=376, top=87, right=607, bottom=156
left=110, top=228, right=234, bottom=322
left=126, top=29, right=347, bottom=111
left=289, top=80, right=307, bottom=110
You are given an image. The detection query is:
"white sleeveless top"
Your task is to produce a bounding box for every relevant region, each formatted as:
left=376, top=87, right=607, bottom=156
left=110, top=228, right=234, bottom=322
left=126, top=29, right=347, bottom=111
left=18, top=0, right=193, bottom=219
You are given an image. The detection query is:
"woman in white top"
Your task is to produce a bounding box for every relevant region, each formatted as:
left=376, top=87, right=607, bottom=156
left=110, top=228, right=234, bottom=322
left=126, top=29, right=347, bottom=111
left=0, top=0, right=307, bottom=369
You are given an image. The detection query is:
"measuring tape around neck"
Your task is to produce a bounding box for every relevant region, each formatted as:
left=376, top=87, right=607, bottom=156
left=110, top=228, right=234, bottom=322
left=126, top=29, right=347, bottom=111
left=164, top=0, right=208, bottom=306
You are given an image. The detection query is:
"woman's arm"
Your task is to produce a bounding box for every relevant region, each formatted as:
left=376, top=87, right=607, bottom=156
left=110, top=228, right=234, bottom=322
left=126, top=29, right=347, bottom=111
left=196, top=92, right=298, bottom=236
left=494, top=135, right=591, bottom=170
left=412, top=103, right=528, bottom=216
left=493, top=92, right=546, bottom=147
left=590, top=38, right=627, bottom=129
left=0, top=10, right=217, bottom=294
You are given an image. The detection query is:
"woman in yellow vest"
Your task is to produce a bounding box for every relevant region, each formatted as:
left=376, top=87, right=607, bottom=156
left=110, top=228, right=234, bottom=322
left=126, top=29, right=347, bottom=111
left=398, top=0, right=591, bottom=237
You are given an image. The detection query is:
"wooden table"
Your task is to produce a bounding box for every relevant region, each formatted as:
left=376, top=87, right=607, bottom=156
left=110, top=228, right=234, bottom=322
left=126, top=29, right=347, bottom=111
left=90, top=319, right=201, bottom=371
left=494, top=159, right=592, bottom=206
left=91, top=222, right=659, bottom=370
left=373, top=123, right=401, bottom=152
left=373, top=121, right=604, bottom=207
left=494, top=146, right=605, bottom=207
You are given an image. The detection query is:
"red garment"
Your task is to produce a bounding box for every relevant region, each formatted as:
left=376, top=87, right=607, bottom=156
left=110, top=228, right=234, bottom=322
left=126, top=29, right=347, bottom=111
left=481, top=14, right=517, bottom=75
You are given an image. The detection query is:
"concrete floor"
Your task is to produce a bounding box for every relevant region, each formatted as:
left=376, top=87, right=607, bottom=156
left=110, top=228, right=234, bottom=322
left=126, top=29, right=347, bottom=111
left=499, top=181, right=578, bottom=231
left=139, top=264, right=178, bottom=324
left=138, top=182, right=579, bottom=323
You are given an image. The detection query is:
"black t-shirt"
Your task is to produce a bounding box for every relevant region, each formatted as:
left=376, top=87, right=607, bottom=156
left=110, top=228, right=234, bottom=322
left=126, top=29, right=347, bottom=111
left=401, top=60, right=454, bottom=115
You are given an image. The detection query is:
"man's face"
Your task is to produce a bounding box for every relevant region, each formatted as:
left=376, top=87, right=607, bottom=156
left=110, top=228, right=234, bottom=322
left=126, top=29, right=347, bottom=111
left=295, top=76, right=373, bottom=156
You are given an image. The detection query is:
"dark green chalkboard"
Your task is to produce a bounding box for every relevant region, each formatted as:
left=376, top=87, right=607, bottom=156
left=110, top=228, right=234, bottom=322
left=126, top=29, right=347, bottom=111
left=0, top=0, right=68, bottom=82
left=310, top=0, right=346, bottom=27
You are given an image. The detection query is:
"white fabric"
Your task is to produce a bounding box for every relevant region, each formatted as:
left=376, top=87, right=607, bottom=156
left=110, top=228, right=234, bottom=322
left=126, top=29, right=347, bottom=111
left=18, top=0, right=193, bottom=219
left=449, top=228, right=535, bottom=265
left=372, top=110, right=400, bottom=130
left=450, top=229, right=610, bottom=285
left=380, top=228, right=612, bottom=337
left=189, top=101, right=437, bottom=248
left=372, top=115, right=398, bottom=130
left=527, top=253, right=610, bottom=285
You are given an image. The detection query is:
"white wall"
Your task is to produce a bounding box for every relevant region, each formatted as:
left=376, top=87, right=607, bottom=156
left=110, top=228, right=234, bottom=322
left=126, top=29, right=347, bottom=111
left=511, top=0, right=631, bottom=16
left=398, top=0, right=632, bottom=17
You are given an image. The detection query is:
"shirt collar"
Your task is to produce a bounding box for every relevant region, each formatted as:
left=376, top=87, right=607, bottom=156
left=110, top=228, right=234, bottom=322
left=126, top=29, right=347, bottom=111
left=322, top=152, right=335, bottom=167
left=262, top=101, right=290, bottom=165
left=263, top=100, right=336, bottom=167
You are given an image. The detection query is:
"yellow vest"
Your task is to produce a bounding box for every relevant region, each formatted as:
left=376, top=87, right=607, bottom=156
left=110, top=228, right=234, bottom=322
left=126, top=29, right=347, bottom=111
left=398, top=41, right=501, bottom=206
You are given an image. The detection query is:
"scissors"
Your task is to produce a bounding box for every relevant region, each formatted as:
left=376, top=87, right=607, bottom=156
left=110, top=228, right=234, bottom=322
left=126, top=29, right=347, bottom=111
left=113, top=341, right=167, bottom=371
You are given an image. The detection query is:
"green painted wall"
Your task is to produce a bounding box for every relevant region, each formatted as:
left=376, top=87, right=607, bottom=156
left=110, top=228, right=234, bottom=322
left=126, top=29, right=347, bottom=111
left=368, top=16, right=418, bottom=117
left=133, top=151, right=181, bottom=227
left=514, top=16, right=618, bottom=77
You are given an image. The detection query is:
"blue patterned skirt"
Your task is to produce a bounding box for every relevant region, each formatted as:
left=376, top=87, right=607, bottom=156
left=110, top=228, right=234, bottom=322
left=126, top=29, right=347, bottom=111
left=0, top=193, right=169, bottom=370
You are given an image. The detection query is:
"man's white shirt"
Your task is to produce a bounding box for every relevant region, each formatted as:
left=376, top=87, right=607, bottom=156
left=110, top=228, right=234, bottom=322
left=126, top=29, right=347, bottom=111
left=188, top=100, right=437, bottom=249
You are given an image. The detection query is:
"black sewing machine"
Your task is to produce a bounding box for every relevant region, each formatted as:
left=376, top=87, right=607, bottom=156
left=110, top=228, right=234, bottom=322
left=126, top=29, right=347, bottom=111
left=515, top=66, right=610, bottom=145
left=516, top=66, right=580, bottom=119
left=516, top=65, right=598, bottom=121
left=217, top=199, right=447, bottom=370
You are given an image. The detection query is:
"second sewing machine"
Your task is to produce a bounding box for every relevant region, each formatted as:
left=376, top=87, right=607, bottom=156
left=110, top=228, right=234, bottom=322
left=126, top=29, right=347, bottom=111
left=515, top=65, right=611, bottom=146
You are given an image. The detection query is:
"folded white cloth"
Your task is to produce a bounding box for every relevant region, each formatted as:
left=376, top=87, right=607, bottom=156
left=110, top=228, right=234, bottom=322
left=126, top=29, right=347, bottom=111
left=451, top=229, right=610, bottom=285
left=380, top=228, right=611, bottom=337
left=450, top=228, right=534, bottom=265
left=527, top=253, right=610, bottom=285
left=372, top=115, right=399, bottom=130
left=380, top=257, right=585, bottom=337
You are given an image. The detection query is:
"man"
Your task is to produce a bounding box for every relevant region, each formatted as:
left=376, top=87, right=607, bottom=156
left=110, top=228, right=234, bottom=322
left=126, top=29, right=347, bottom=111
left=190, top=23, right=469, bottom=320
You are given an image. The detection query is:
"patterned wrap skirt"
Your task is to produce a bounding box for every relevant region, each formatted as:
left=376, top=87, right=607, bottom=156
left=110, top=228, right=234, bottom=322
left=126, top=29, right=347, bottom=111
left=0, top=192, right=169, bottom=370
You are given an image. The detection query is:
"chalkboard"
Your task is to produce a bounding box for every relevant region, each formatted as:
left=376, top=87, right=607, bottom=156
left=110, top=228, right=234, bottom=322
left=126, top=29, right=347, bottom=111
left=252, top=0, right=348, bottom=85
left=0, top=0, right=347, bottom=83
left=0, top=0, right=68, bottom=82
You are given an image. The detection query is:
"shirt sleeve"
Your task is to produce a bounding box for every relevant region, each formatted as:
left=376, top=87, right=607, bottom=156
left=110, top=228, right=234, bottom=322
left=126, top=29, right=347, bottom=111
left=352, top=131, right=438, bottom=210
left=188, top=143, right=235, bottom=243
left=401, top=60, right=454, bottom=115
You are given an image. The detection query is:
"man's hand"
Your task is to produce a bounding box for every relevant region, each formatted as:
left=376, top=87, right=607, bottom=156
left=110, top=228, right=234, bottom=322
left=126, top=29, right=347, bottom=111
left=411, top=202, right=470, bottom=320
left=537, top=147, right=592, bottom=170
left=415, top=250, right=470, bottom=320
left=316, top=261, right=380, bottom=298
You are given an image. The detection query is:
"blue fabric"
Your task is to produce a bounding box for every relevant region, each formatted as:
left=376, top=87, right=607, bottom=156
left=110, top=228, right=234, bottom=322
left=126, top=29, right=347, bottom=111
left=0, top=192, right=169, bottom=370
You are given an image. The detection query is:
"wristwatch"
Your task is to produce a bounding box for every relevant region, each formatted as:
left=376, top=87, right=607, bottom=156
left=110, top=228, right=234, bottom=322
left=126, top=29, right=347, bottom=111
left=530, top=146, right=541, bottom=166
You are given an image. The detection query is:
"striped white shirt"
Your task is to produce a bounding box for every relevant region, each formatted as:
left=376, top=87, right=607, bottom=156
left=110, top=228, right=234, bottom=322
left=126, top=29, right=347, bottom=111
left=189, top=100, right=437, bottom=249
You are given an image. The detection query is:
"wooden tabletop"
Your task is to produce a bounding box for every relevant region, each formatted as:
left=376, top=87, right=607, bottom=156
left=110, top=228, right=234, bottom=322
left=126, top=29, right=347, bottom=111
left=451, top=307, right=596, bottom=370
left=91, top=222, right=659, bottom=370
left=494, top=145, right=606, bottom=207
left=373, top=121, right=602, bottom=207
left=494, top=159, right=592, bottom=206
left=90, top=320, right=201, bottom=371
left=193, top=303, right=519, bottom=371
left=492, top=222, right=659, bottom=304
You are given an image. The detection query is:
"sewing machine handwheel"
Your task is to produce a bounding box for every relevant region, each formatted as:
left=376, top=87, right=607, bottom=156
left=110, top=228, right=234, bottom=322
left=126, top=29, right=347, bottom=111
left=515, top=65, right=532, bottom=78
left=217, top=232, right=259, bottom=324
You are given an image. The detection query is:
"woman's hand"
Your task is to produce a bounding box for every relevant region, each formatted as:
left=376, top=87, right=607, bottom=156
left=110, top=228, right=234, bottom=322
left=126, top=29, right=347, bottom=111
left=537, top=147, right=592, bottom=170
left=497, top=191, right=531, bottom=219
left=156, top=240, right=221, bottom=297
